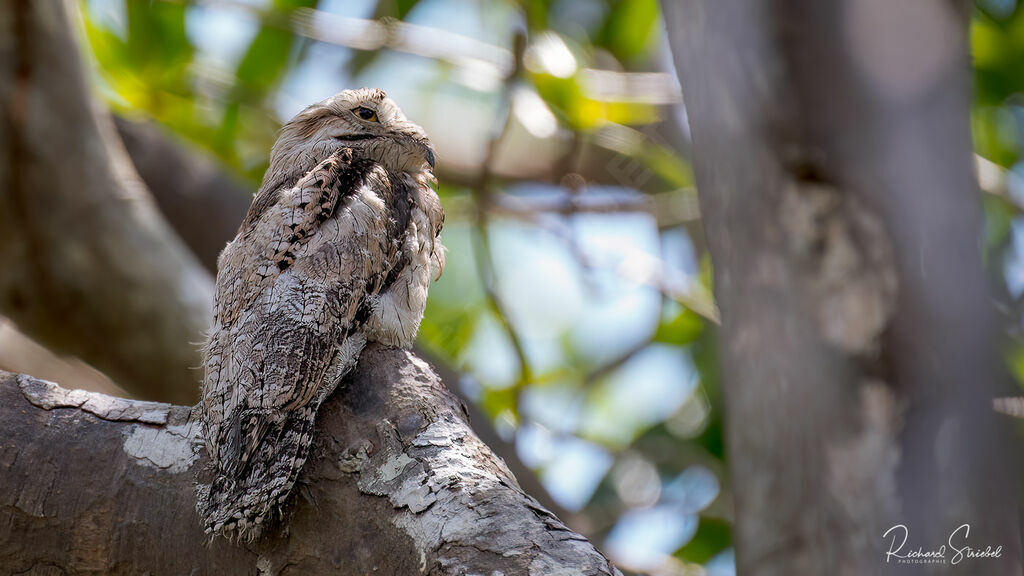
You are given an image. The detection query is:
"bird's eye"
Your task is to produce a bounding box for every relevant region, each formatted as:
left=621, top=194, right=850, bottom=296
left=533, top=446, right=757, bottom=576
left=353, top=107, right=378, bottom=122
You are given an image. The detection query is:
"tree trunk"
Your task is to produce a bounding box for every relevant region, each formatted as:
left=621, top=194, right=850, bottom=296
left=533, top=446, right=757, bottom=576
left=112, top=116, right=252, bottom=274
left=0, top=0, right=212, bottom=405
left=662, top=2, right=1021, bottom=574
left=0, top=343, right=619, bottom=575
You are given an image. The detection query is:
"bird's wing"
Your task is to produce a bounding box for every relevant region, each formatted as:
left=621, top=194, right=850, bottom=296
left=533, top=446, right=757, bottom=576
left=211, top=149, right=358, bottom=330
left=200, top=152, right=406, bottom=534
left=202, top=150, right=350, bottom=449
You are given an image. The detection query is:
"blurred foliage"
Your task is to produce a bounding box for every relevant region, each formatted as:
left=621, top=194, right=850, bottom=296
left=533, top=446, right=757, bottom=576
left=674, top=517, right=730, bottom=565
left=85, top=0, right=315, bottom=182
left=973, top=5, right=1024, bottom=166
left=77, top=0, right=1024, bottom=573
left=972, top=1, right=1024, bottom=389
left=597, top=0, right=660, bottom=63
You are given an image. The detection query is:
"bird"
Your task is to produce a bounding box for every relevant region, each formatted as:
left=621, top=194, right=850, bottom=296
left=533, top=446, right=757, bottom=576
left=196, top=88, right=444, bottom=540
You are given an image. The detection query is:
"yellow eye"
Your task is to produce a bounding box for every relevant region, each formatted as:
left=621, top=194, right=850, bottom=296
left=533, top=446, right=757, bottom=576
left=353, top=107, right=378, bottom=122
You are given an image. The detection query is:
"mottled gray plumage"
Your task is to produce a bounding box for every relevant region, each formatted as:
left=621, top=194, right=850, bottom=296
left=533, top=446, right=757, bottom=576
left=197, top=88, right=444, bottom=540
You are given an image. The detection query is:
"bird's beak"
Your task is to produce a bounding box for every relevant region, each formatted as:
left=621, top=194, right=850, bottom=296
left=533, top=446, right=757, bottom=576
left=395, top=123, right=434, bottom=171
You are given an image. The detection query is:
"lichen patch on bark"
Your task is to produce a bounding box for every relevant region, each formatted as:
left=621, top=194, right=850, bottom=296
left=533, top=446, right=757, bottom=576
left=122, top=422, right=201, bottom=474
left=354, top=410, right=621, bottom=576
left=779, top=182, right=897, bottom=355
left=18, top=374, right=173, bottom=425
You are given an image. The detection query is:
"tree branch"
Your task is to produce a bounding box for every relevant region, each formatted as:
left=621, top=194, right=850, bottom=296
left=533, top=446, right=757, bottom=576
left=112, top=116, right=251, bottom=273
left=0, top=344, right=619, bottom=575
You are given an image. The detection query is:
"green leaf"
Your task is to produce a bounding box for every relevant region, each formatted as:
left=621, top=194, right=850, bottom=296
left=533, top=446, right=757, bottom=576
left=420, top=303, right=480, bottom=362
left=597, top=0, right=661, bottom=63
left=674, top=517, right=731, bottom=565
left=972, top=9, right=1024, bottom=108
left=1005, top=344, right=1024, bottom=389
left=234, top=13, right=305, bottom=95
left=692, top=325, right=725, bottom=461
left=653, top=308, right=703, bottom=346
left=479, top=386, right=519, bottom=420
left=639, top=141, right=695, bottom=189
left=522, top=0, right=548, bottom=32
left=532, top=72, right=660, bottom=131
left=377, top=0, right=422, bottom=20
left=124, top=0, right=193, bottom=93
left=982, top=194, right=1015, bottom=260
left=972, top=107, right=1019, bottom=168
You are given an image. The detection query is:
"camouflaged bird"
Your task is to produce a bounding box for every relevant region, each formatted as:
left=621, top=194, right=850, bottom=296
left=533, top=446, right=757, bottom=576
left=197, top=88, right=444, bottom=540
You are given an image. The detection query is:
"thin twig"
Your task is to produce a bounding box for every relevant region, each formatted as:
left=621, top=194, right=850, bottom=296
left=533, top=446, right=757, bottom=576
left=478, top=193, right=719, bottom=324
left=583, top=338, right=651, bottom=387
left=172, top=0, right=682, bottom=104
left=440, top=187, right=700, bottom=225
left=468, top=32, right=532, bottom=386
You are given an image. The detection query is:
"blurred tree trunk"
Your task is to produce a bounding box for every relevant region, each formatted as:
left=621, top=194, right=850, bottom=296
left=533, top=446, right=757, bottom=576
left=662, top=1, right=1021, bottom=574
left=112, top=117, right=251, bottom=274
left=0, top=0, right=212, bottom=404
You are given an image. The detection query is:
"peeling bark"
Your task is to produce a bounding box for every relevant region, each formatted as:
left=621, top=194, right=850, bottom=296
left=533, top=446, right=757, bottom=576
left=0, top=344, right=619, bottom=575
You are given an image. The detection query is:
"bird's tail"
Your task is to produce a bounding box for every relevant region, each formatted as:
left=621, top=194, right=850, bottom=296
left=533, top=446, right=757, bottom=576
left=198, top=403, right=318, bottom=541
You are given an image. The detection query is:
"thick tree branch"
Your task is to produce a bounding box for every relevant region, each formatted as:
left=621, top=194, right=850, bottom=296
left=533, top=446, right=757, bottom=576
left=0, top=344, right=619, bottom=575
left=0, top=0, right=212, bottom=404
left=112, top=116, right=251, bottom=273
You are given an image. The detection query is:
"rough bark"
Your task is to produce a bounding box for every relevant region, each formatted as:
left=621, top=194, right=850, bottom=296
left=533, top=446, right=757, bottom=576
left=0, top=0, right=213, bottom=404
left=663, top=2, right=1020, bottom=575
left=0, top=343, right=619, bottom=575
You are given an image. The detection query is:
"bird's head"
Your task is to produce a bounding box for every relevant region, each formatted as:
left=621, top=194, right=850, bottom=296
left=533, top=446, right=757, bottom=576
left=261, top=88, right=434, bottom=194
